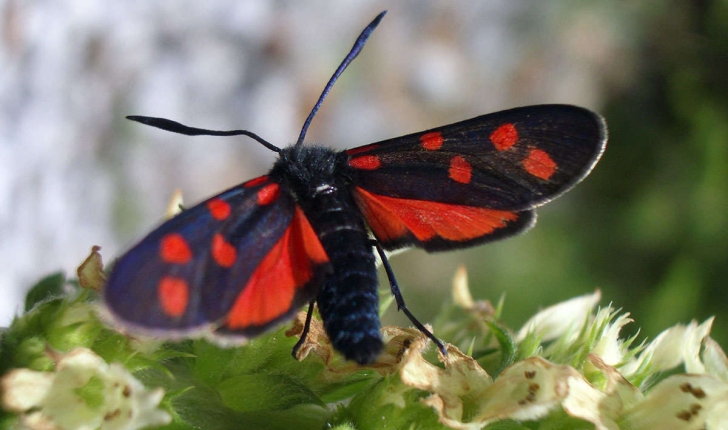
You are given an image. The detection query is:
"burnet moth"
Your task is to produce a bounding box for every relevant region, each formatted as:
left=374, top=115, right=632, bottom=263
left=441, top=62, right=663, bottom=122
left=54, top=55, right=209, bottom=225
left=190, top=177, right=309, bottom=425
left=104, top=11, right=607, bottom=365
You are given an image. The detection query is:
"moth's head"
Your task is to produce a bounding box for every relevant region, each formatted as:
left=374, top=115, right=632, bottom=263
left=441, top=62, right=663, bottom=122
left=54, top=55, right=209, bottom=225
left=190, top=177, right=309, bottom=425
left=272, top=145, right=345, bottom=198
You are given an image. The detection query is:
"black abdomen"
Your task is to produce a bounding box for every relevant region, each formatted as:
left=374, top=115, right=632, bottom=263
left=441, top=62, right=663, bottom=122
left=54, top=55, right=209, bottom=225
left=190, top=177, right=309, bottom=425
left=302, top=184, right=382, bottom=364
left=271, top=145, right=383, bottom=364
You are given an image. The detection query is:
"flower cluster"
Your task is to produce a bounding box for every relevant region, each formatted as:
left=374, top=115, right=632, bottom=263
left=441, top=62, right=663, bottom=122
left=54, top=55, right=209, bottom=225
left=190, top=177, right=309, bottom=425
left=410, top=268, right=728, bottom=428
left=1, top=249, right=726, bottom=429
left=2, top=348, right=169, bottom=430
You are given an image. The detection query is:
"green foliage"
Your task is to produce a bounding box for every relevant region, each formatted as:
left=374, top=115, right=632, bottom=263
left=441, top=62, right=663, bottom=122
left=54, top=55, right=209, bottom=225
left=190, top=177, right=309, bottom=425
left=23, top=272, right=67, bottom=313
left=591, top=0, right=728, bottom=345
left=3, top=267, right=728, bottom=429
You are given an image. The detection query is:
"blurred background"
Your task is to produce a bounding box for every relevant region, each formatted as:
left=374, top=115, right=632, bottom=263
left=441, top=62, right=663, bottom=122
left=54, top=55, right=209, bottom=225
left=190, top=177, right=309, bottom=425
left=1, top=1, right=726, bottom=346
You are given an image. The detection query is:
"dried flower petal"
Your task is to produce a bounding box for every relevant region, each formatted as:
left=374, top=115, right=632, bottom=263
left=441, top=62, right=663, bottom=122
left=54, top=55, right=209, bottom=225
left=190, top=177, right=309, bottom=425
left=77, top=246, right=107, bottom=291
left=451, top=265, right=474, bottom=309
left=166, top=189, right=184, bottom=218
left=401, top=348, right=633, bottom=430
left=400, top=344, right=492, bottom=429
left=286, top=311, right=335, bottom=367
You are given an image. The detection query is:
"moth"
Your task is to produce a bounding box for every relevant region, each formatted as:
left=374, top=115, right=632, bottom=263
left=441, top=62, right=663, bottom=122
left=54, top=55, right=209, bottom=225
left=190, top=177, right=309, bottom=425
left=104, top=11, right=607, bottom=364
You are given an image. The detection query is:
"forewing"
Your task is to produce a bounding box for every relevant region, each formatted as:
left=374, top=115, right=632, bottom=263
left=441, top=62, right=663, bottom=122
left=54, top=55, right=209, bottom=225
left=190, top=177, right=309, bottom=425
left=346, top=105, right=606, bottom=251
left=104, top=175, right=330, bottom=338
left=347, top=105, right=606, bottom=209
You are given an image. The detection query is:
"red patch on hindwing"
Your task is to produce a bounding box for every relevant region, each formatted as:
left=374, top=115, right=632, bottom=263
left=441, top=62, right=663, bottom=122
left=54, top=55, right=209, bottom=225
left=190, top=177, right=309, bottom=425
left=523, top=149, right=557, bottom=180
left=207, top=198, right=231, bottom=220
left=158, top=276, right=189, bottom=317
left=353, top=187, right=519, bottom=244
left=448, top=156, right=472, bottom=184
left=349, top=155, right=381, bottom=170
left=244, top=176, right=269, bottom=188
left=490, top=123, right=518, bottom=151
left=257, top=183, right=280, bottom=205
left=212, top=234, right=236, bottom=268
left=225, top=207, right=328, bottom=329
left=346, top=143, right=378, bottom=156
left=160, top=233, right=192, bottom=264
left=420, top=132, right=444, bottom=150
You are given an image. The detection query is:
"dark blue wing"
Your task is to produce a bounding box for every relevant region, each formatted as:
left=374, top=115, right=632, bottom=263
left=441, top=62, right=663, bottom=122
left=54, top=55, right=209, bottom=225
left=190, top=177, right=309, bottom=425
left=104, top=175, right=330, bottom=338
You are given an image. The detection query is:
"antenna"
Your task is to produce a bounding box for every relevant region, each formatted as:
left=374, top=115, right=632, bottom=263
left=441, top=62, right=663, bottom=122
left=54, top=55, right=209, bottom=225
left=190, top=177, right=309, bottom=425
left=126, top=11, right=387, bottom=153
left=295, top=11, right=386, bottom=146
left=126, top=116, right=281, bottom=152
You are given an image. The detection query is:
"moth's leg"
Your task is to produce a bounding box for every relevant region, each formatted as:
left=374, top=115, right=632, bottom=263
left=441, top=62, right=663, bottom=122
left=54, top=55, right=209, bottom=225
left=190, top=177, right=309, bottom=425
left=372, top=240, right=447, bottom=356
left=291, top=299, right=316, bottom=359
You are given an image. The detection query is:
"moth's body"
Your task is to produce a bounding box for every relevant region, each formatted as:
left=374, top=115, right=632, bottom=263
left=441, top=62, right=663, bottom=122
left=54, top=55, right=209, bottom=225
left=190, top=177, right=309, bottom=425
left=270, top=146, right=382, bottom=363
left=103, top=11, right=606, bottom=367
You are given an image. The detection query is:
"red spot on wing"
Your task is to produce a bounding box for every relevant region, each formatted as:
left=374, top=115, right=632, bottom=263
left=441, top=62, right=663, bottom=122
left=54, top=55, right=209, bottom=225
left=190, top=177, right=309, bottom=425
left=212, top=234, right=236, bottom=268
left=225, top=207, right=328, bottom=329
left=160, top=233, right=192, bottom=264
left=420, top=132, right=444, bottom=150
left=490, top=123, right=518, bottom=151
left=349, top=155, right=381, bottom=170
left=353, top=187, right=519, bottom=243
left=523, top=149, right=557, bottom=180
left=207, top=198, right=231, bottom=220
left=244, top=176, right=269, bottom=188
left=346, top=143, right=379, bottom=156
left=158, top=276, right=189, bottom=317
left=449, top=156, right=472, bottom=184
left=257, top=183, right=280, bottom=206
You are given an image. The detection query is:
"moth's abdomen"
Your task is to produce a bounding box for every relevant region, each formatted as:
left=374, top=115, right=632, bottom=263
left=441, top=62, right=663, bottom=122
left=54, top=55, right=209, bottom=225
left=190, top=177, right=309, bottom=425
left=302, top=183, right=382, bottom=365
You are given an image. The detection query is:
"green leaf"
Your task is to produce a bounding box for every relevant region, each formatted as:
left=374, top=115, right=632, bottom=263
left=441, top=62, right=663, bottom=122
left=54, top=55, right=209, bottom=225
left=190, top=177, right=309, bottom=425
left=24, top=272, right=67, bottom=312
left=216, top=373, right=324, bottom=412
left=171, top=385, right=329, bottom=430
left=486, top=320, right=516, bottom=374
left=342, top=377, right=444, bottom=430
